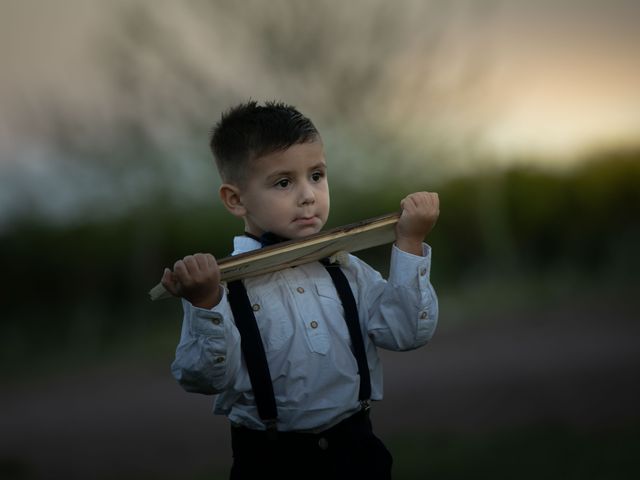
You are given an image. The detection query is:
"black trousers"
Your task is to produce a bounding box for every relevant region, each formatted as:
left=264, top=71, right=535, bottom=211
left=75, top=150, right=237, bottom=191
left=229, top=409, right=393, bottom=480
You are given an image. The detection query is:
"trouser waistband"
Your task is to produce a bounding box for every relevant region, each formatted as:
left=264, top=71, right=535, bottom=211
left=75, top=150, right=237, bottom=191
left=231, top=408, right=371, bottom=448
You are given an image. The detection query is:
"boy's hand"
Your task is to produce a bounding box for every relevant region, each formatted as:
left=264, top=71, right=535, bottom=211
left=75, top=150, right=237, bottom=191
left=161, top=253, right=223, bottom=309
left=395, top=192, right=440, bottom=256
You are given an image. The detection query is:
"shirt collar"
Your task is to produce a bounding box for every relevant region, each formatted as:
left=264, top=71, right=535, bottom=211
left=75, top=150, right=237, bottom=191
left=232, top=235, right=262, bottom=256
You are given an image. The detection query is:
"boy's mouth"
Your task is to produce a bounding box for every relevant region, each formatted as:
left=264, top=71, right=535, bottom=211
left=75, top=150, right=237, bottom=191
left=293, top=216, right=318, bottom=225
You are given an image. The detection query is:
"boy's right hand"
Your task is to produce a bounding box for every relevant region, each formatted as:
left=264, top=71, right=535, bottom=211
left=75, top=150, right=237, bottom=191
left=161, top=253, right=222, bottom=309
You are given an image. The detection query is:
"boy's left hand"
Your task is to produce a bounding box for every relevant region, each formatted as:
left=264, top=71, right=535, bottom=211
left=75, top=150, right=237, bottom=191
left=395, top=192, right=439, bottom=256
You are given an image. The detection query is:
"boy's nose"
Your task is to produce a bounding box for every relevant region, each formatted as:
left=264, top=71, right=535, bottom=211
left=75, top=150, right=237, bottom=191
left=299, top=182, right=315, bottom=205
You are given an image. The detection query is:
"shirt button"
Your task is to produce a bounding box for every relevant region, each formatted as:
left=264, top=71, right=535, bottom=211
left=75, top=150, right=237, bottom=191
left=420, top=311, right=428, bottom=320
left=297, top=287, right=305, bottom=294
left=252, top=304, right=261, bottom=312
left=310, top=321, right=319, bottom=329
left=420, top=267, right=427, bottom=276
left=318, top=437, right=329, bottom=450
left=215, top=356, right=225, bottom=363
left=212, top=317, right=222, bottom=325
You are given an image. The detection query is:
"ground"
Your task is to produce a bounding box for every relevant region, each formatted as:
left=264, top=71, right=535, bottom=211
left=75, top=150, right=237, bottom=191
left=1, top=290, right=638, bottom=479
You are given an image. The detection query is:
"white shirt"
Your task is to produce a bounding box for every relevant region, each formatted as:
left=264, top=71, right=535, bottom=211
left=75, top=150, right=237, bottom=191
left=171, top=236, right=438, bottom=432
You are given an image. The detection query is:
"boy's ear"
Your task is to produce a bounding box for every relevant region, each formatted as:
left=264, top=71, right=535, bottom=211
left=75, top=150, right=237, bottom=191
left=219, top=183, right=246, bottom=218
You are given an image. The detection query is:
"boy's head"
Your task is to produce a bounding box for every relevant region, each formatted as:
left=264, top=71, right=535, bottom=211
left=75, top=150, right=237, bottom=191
left=212, top=101, right=330, bottom=240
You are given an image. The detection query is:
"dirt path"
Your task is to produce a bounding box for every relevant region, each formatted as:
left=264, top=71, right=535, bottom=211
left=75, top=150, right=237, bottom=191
left=2, top=293, right=638, bottom=479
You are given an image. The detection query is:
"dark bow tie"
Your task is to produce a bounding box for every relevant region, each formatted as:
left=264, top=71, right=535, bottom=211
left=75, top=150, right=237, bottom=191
left=245, top=231, right=289, bottom=248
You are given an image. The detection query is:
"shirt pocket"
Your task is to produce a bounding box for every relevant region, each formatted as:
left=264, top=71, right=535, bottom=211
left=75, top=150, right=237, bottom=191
left=315, top=282, right=342, bottom=305
left=315, top=282, right=346, bottom=319
left=315, top=272, right=360, bottom=309
left=314, top=282, right=350, bottom=343
left=250, top=288, right=294, bottom=352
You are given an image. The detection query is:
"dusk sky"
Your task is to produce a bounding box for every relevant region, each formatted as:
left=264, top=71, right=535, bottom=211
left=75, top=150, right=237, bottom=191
left=1, top=0, right=639, bottom=226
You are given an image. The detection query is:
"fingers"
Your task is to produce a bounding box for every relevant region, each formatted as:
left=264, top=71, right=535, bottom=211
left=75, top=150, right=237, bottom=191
left=396, top=191, right=440, bottom=244
left=401, top=192, right=439, bottom=215
left=161, top=253, right=221, bottom=306
left=161, top=267, right=181, bottom=296
left=164, top=253, right=218, bottom=291
left=173, top=257, right=191, bottom=284
left=174, top=253, right=210, bottom=278
left=196, top=252, right=215, bottom=271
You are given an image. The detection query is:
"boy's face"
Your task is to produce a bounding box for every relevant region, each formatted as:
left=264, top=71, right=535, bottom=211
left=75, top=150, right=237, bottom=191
left=236, top=140, right=330, bottom=240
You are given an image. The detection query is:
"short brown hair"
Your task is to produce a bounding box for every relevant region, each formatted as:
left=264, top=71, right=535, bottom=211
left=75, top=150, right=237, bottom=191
left=209, top=100, right=320, bottom=184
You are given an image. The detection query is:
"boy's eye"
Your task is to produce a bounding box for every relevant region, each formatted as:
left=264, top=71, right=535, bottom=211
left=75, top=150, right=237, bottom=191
left=311, top=171, right=324, bottom=182
left=276, top=179, right=290, bottom=188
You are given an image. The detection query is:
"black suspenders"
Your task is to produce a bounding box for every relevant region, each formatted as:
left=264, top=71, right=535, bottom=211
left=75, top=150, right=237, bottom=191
left=227, top=263, right=371, bottom=431
left=227, top=280, right=278, bottom=430
left=322, top=262, right=372, bottom=402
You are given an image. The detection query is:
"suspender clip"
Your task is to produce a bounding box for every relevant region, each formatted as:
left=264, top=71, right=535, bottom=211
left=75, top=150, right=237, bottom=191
left=264, top=418, right=278, bottom=441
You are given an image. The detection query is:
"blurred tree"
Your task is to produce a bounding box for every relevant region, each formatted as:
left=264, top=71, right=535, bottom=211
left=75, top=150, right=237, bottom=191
left=3, top=149, right=639, bottom=373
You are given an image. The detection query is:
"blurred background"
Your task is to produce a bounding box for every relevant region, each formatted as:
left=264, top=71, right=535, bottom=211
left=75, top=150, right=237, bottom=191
left=1, top=0, right=639, bottom=478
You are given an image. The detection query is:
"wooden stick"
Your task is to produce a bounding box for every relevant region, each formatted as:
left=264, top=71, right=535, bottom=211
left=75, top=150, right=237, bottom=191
left=149, top=211, right=400, bottom=301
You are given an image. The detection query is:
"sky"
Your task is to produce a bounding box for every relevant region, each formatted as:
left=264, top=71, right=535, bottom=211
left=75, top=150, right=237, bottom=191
left=1, top=0, right=639, bottom=228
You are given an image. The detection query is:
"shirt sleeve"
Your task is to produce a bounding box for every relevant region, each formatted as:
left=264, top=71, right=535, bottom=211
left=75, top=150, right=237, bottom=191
left=360, top=243, right=438, bottom=351
left=170, top=287, right=242, bottom=394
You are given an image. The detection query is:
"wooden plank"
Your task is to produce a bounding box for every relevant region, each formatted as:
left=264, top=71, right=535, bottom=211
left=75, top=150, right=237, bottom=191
left=149, top=211, right=400, bottom=301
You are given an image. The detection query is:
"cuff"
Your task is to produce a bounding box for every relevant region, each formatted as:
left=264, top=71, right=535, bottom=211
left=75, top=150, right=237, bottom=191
left=388, top=243, right=432, bottom=286
left=183, top=286, right=230, bottom=336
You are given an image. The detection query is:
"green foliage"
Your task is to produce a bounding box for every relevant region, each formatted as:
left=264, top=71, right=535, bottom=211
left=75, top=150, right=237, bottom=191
left=1, top=149, right=639, bottom=369
left=502, top=152, right=640, bottom=274
left=426, top=150, right=640, bottom=284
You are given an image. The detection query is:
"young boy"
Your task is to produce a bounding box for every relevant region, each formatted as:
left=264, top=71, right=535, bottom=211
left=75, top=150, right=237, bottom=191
left=161, top=101, right=439, bottom=480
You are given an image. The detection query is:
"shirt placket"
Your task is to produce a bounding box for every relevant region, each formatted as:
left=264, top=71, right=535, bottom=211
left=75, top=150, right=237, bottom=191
left=286, top=268, right=330, bottom=355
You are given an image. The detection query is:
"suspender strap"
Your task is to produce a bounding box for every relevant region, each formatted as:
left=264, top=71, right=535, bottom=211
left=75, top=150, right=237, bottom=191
left=322, top=263, right=372, bottom=401
left=227, top=280, right=278, bottom=431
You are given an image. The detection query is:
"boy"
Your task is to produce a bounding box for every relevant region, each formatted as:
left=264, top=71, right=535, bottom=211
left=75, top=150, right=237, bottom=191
left=161, top=101, right=439, bottom=480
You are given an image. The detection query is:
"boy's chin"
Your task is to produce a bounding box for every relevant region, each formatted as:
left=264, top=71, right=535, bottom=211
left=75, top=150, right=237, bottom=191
left=287, top=225, right=324, bottom=239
